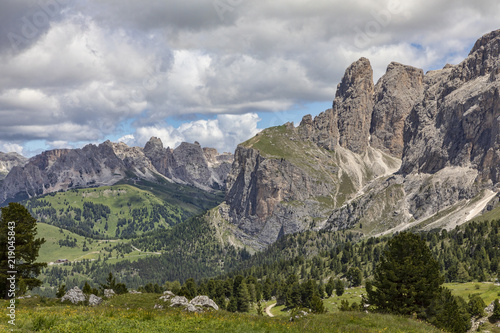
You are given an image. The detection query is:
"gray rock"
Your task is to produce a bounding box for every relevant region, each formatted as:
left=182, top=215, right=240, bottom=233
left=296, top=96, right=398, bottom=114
left=169, top=296, right=189, bottom=307
left=184, top=303, right=202, bottom=313
left=104, top=289, right=115, bottom=298
left=88, top=294, right=102, bottom=306
left=189, top=296, right=219, bottom=311
left=129, top=290, right=142, bottom=294
left=61, top=286, right=86, bottom=304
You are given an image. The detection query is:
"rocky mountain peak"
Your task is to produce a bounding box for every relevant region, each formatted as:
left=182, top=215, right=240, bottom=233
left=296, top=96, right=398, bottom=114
left=334, top=57, right=374, bottom=154
left=451, top=29, right=500, bottom=82
left=144, top=136, right=164, bottom=153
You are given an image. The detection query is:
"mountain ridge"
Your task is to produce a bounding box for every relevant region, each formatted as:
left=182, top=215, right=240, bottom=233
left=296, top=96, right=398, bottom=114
left=0, top=138, right=233, bottom=205
left=214, top=28, right=500, bottom=250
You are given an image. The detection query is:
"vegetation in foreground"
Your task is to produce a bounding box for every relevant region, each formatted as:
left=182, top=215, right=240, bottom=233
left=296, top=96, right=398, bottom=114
left=0, top=294, right=443, bottom=333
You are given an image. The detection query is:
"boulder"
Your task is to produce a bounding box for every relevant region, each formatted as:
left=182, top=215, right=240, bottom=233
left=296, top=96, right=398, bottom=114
left=189, top=296, right=219, bottom=311
left=88, top=294, right=102, bottom=306
left=61, top=286, right=86, bottom=304
left=104, top=289, right=116, bottom=298
left=169, top=296, right=189, bottom=307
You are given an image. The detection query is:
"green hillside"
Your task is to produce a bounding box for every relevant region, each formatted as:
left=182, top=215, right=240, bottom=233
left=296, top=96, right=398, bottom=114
left=23, top=181, right=223, bottom=239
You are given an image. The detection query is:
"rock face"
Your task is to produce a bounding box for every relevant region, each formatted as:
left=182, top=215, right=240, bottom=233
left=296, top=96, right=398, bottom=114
left=220, top=29, right=500, bottom=248
left=0, top=138, right=233, bottom=205
left=61, top=286, right=86, bottom=304
left=0, top=152, right=27, bottom=180
left=401, top=29, right=500, bottom=183
left=370, top=62, right=424, bottom=157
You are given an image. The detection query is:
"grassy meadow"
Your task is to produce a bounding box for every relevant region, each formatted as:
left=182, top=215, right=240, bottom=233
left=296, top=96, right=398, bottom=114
left=1, top=293, right=443, bottom=333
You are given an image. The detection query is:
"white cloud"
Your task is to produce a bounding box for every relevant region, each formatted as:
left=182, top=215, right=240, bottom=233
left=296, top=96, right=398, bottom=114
left=0, top=142, right=24, bottom=155
left=1, top=0, right=500, bottom=154
left=130, top=113, right=261, bottom=153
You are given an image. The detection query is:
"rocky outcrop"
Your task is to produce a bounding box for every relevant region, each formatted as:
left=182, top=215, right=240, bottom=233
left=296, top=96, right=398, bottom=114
left=190, top=296, right=219, bottom=311
left=0, top=138, right=233, bottom=205
left=61, top=286, right=86, bottom=304
left=370, top=62, right=424, bottom=157
left=169, top=296, right=189, bottom=307
left=159, top=294, right=219, bottom=312
left=0, top=152, right=27, bottom=180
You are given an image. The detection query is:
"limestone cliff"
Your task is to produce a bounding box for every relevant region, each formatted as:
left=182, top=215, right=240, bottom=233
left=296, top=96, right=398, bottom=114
left=370, top=62, right=424, bottom=157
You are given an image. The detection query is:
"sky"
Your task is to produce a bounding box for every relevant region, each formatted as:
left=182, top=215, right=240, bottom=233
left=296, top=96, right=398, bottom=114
left=1, top=0, right=499, bottom=156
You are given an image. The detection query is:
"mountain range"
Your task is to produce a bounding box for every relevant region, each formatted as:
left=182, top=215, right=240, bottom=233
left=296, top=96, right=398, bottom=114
left=2, top=29, right=500, bottom=253
left=0, top=139, right=232, bottom=205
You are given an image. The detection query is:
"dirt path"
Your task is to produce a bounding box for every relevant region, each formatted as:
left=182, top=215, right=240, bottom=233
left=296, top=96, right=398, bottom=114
left=265, top=303, right=276, bottom=317
left=131, top=245, right=161, bottom=255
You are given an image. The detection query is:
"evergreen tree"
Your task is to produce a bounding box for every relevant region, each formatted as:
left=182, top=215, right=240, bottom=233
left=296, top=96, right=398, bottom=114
left=236, top=282, right=251, bottom=312
left=347, top=267, right=362, bottom=287
left=82, top=281, right=92, bottom=294
left=367, top=232, right=443, bottom=317
left=335, top=279, right=344, bottom=296
left=56, top=284, right=66, bottom=298
left=227, top=297, right=238, bottom=312
left=468, top=294, right=486, bottom=318
left=0, top=203, right=46, bottom=298
left=325, top=277, right=335, bottom=297
left=426, top=287, right=471, bottom=333
left=492, top=299, right=500, bottom=321
left=310, top=294, right=326, bottom=314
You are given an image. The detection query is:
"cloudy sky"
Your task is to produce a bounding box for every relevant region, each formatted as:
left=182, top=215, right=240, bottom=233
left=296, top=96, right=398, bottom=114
left=1, top=0, right=499, bottom=156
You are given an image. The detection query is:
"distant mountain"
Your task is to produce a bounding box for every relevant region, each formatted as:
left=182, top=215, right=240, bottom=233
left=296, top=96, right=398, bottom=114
left=212, top=29, right=500, bottom=250
left=0, top=151, right=27, bottom=180
left=0, top=138, right=232, bottom=205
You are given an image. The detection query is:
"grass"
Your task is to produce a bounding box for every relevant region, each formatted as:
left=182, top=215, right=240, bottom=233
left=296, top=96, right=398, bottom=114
left=445, top=281, right=500, bottom=305
left=26, top=184, right=182, bottom=239
left=36, top=222, right=161, bottom=265
left=1, top=294, right=443, bottom=333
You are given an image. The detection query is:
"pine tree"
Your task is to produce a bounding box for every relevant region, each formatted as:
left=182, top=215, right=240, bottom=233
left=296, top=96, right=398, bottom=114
left=367, top=232, right=443, bottom=317
left=335, top=279, right=344, bottom=296
left=236, top=282, right=251, bottom=312
left=426, top=287, right=471, bottom=333
left=0, top=203, right=46, bottom=298
left=325, top=277, right=335, bottom=297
